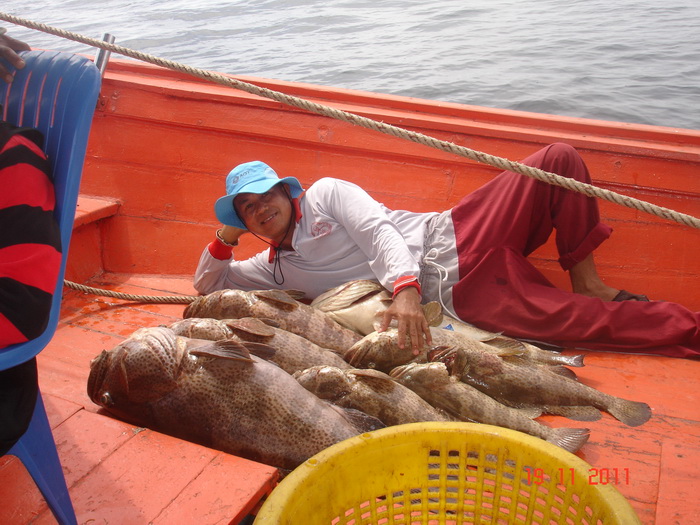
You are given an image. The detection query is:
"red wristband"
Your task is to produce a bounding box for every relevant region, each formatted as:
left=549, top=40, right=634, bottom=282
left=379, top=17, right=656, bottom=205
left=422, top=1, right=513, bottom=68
left=207, top=240, right=233, bottom=260
left=392, top=275, right=421, bottom=299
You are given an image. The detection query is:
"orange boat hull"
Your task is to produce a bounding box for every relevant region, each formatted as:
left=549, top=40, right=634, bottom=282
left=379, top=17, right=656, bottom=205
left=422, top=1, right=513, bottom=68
left=74, top=58, right=700, bottom=308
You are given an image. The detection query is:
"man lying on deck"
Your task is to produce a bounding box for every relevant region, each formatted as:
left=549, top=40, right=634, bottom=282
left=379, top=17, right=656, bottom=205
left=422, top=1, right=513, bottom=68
left=194, top=143, right=700, bottom=359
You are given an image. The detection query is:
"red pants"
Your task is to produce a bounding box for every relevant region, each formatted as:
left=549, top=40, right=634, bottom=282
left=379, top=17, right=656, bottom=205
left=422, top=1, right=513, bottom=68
left=450, top=143, right=700, bottom=359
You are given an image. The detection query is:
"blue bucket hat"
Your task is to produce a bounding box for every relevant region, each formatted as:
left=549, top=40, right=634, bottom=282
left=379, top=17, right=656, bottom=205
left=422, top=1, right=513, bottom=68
left=215, top=161, right=304, bottom=229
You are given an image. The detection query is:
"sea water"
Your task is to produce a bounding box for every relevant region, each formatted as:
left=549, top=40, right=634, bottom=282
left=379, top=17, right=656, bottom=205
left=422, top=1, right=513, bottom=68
left=2, top=0, right=699, bottom=129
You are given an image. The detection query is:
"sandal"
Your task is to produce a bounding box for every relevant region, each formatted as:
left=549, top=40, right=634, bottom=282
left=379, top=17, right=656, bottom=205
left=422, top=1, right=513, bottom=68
left=613, top=290, right=650, bottom=302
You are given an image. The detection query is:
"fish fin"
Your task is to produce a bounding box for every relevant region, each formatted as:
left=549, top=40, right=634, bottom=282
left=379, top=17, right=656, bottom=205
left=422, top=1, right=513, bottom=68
left=350, top=369, right=398, bottom=394
left=514, top=406, right=543, bottom=419
left=254, top=289, right=301, bottom=310
left=483, top=338, right=528, bottom=357
left=609, top=399, right=652, bottom=427
left=283, top=289, right=307, bottom=300
left=494, top=400, right=543, bottom=419
left=309, top=285, right=339, bottom=310
left=311, top=280, right=385, bottom=311
left=256, top=317, right=284, bottom=329
left=189, top=340, right=254, bottom=361
left=499, top=354, right=533, bottom=367
left=489, top=336, right=524, bottom=349
left=479, top=334, right=518, bottom=346
left=548, top=427, right=590, bottom=453
left=427, top=344, right=458, bottom=357
left=241, top=342, right=278, bottom=361
left=333, top=405, right=386, bottom=432
left=543, top=405, right=602, bottom=422
left=412, top=388, right=472, bottom=422
left=224, top=317, right=277, bottom=337
left=543, top=365, right=579, bottom=380
left=519, top=338, right=564, bottom=352
left=422, top=301, right=444, bottom=327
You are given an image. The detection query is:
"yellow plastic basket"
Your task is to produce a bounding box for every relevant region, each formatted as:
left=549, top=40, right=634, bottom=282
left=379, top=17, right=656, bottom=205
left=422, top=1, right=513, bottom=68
left=254, top=422, right=640, bottom=525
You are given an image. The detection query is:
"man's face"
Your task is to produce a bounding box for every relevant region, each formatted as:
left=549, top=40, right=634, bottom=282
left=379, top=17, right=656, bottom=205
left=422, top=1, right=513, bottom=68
left=234, top=183, right=293, bottom=241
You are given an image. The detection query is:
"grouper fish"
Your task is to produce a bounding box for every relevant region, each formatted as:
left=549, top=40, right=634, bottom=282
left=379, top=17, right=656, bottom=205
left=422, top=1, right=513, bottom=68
left=310, top=279, right=443, bottom=335
left=169, top=317, right=353, bottom=374
left=431, top=325, right=584, bottom=369
left=315, top=280, right=582, bottom=369
left=87, top=326, right=381, bottom=470
left=430, top=346, right=652, bottom=427
left=294, top=365, right=456, bottom=426
left=345, top=327, right=582, bottom=373
left=183, top=289, right=361, bottom=354
left=390, top=362, right=590, bottom=453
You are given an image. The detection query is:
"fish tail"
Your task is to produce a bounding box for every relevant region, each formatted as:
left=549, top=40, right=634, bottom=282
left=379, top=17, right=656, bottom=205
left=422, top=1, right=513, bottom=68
left=558, top=354, right=585, bottom=367
left=548, top=427, right=590, bottom=453
left=609, top=399, right=652, bottom=427
left=538, top=352, right=585, bottom=368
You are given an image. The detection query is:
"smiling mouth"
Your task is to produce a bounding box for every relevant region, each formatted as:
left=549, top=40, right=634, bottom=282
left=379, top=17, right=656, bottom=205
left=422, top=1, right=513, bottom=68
left=261, top=212, right=277, bottom=225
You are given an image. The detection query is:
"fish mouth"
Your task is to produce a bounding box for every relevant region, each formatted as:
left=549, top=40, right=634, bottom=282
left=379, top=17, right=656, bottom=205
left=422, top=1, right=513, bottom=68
left=428, top=347, right=457, bottom=371
left=427, top=346, right=451, bottom=361
left=298, top=365, right=331, bottom=380
left=343, top=344, right=364, bottom=365
left=388, top=364, right=412, bottom=380
left=86, top=350, right=111, bottom=403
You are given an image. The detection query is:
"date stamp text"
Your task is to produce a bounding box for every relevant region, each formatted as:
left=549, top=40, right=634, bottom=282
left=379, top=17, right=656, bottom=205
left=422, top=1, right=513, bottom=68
left=524, top=467, right=631, bottom=486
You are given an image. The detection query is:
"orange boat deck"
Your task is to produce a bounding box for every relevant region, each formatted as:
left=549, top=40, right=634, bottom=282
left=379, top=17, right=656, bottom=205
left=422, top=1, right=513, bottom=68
left=3, top=56, right=700, bottom=523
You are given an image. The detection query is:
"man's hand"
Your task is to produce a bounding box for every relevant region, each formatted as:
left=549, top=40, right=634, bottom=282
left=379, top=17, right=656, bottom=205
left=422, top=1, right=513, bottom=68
left=219, top=224, right=247, bottom=245
left=0, top=29, right=31, bottom=83
left=378, top=287, right=432, bottom=354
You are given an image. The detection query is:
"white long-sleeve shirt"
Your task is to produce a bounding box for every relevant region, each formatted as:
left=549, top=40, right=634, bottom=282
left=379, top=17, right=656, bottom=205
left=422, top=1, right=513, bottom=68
left=194, top=177, right=444, bottom=299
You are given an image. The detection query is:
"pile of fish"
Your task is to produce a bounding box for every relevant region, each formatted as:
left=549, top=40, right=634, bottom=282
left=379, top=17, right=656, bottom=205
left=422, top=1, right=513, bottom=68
left=87, top=279, right=652, bottom=471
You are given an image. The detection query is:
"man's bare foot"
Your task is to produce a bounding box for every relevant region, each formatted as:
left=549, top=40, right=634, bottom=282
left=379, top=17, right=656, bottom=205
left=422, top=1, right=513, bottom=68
left=569, top=253, right=619, bottom=300
left=571, top=281, right=619, bottom=301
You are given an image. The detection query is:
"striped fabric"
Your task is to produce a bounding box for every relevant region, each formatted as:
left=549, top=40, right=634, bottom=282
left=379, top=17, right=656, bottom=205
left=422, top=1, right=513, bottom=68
left=0, top=121, right=61, bottom=348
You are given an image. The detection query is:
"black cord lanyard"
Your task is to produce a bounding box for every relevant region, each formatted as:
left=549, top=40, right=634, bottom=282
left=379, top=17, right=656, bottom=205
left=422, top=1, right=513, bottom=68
left=237, top=193, right=295, bottom=286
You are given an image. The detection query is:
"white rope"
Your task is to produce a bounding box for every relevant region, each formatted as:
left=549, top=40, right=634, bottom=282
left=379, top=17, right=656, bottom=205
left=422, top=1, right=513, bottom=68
left=2, top=12, right=699, bottom=230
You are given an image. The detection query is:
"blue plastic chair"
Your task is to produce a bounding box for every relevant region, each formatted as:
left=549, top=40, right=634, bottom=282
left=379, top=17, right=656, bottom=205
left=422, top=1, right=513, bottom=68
left=0, top=50, right=101, bottom=525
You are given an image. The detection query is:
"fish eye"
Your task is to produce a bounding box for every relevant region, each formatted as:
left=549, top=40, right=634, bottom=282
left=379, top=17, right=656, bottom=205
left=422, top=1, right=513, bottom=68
left=100, top=392, right=114, bottom=406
